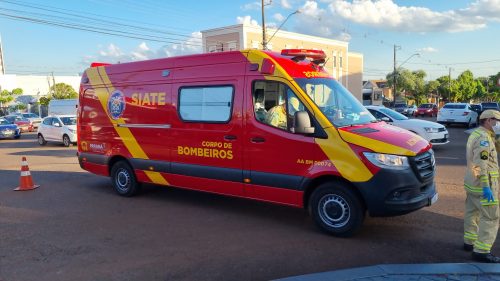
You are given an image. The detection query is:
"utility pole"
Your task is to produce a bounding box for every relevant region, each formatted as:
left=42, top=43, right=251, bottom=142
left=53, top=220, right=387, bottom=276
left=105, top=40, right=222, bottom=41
left=448, top=67, right=452, bottom=102
left=261, top=0, right=267, bottom=50
left=393, top=45, right=399, bottom=107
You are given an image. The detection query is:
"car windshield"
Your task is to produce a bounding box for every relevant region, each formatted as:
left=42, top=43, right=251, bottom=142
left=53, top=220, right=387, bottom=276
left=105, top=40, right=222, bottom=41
left=295, top=78, right=375, bottom=127
left=394, top=104, right=406, bottom=108
left=22, top=113, right=37, bottom=118
left=60, top=116, right=77, bottom=125
left=419, top=104, right=433, bottom=108
left=0, top=119, right=10, bottom=125
left=378, top=108, right=408, bottom=120
left=443, top=104, right=466, bottom=109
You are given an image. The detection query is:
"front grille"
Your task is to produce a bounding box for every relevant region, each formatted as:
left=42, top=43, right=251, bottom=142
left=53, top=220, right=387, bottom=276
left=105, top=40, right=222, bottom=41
left=410, top=150, right=435, bottom=182
left=430, top=138, right=448, bottom=144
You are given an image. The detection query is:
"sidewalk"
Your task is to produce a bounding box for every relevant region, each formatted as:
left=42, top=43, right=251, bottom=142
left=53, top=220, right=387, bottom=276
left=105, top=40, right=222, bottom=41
left=275, top=263, right=500, bottom=281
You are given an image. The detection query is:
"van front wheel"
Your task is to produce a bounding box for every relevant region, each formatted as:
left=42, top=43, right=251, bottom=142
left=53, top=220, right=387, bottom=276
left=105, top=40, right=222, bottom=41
left=110, top=161, right=141, bottom=197
left=309, top=182, right=365, bottom=237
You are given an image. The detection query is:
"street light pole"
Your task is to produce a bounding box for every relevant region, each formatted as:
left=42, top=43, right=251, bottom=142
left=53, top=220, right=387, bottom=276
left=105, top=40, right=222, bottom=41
left=267, top=10, right=300, bottom=45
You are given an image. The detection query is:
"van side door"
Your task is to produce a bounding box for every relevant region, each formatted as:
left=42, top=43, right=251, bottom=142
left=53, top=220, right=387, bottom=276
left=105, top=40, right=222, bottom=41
left=243, top=78, right=320, bottom=206
left=169, top=82, right=244, bottom=196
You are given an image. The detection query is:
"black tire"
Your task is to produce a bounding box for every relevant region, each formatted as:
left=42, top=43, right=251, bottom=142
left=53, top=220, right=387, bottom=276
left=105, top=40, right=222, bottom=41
left=309, top=182, right=365, bottom=237
left=63, top=134, right=71, bottom=147
left=38, top=134, right=47, bottom=145
left=467, top=118, right=473, bottom=129
left=110, top=161, right=141, bottom=197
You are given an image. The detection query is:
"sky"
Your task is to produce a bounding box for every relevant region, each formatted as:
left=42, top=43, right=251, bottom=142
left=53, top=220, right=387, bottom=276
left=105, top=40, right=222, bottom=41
left=0, top=0, right=499, bottom=81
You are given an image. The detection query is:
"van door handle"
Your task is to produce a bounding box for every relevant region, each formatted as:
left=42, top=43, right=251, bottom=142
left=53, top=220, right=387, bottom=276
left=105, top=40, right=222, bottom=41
left=250, top=137, right=265, bottom=143
left=224, top=135, right=237, bottom=141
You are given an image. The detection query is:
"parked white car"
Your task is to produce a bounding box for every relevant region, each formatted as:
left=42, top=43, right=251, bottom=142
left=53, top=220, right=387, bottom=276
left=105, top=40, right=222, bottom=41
left=37, top=115, right=77, bottom=147
left=366, top=106, right=449, bottom=146
left=436, top=103, right=478, bottom=128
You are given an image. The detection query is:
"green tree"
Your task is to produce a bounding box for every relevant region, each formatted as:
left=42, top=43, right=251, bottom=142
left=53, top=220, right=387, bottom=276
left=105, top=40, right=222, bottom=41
left=437, top=75, right=453, bottom=102
left=454, top=70, right=476, bottom=102
left=50, top=83, right=77, bottom=99
left=39, top=96, right=51, bottom=106
left=386, top=68, right=427, bottom=104
left=0, top=88, right=23, bottom=107
left=425, top=80, right=441, bottom=103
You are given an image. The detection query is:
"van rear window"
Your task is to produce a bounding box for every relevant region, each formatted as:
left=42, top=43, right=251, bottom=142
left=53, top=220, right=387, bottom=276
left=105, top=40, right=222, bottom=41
left=179, top=86, right=233, bottom=122
left=443, top=104, right=466, bottom=109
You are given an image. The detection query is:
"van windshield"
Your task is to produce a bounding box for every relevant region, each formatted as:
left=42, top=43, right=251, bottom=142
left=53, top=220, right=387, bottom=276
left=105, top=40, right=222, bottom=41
left=295, top=78, right=375, bottom=127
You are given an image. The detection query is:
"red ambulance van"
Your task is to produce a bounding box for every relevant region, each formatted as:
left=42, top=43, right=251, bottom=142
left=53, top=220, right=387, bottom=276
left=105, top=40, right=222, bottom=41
left=77, top=49, right=437, bottom=237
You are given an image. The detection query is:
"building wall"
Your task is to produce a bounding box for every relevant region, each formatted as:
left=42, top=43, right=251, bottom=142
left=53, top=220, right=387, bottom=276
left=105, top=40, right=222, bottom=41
left=0, top=74, right=81, bottom=97
left=347, top=53, right=363, bottom=102
left=202, top=24, right=363, bottom=101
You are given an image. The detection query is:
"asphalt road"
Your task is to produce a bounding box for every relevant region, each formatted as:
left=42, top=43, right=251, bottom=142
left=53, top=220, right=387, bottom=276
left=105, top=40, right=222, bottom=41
left=0, top=121, right=487, bottom=281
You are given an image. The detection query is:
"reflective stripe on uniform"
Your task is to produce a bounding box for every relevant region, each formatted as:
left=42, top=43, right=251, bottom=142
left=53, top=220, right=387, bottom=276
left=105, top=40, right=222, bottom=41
left=480, top=175, right=489, bottom=183
left=464, top=183, right=483, bottom=193
left=489, top=171, right=499, bottom=178
left=464, top=231, right=478, bottom=241
left=480, top=199, right=499, bottom=206
left=474, top=241, right=492, bottom=251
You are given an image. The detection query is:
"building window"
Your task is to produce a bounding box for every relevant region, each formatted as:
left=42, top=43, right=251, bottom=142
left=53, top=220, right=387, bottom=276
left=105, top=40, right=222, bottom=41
left=227, top=41, right=237, bottom=51
left=179, top=86, right=234, bottom=122
left=339, top=55, right=343, bottom=68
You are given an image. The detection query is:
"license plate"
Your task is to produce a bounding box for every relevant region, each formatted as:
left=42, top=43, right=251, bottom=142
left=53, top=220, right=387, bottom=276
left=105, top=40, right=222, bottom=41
left=430, top=193, right=439, bottom=205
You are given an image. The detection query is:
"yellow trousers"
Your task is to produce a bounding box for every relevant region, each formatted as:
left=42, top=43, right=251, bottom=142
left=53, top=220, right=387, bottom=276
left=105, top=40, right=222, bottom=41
left=464, top=185, right=500, bottom=253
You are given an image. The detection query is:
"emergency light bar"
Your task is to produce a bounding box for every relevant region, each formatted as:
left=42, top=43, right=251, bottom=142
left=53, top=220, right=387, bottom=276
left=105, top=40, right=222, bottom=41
left=90, top=62, right=111, bottom=67
left=281, top=49, right=326, bottom=60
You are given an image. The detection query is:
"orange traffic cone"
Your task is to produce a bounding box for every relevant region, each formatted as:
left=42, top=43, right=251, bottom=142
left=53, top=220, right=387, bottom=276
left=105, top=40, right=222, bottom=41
left=14, top=157, right=40, bottom=191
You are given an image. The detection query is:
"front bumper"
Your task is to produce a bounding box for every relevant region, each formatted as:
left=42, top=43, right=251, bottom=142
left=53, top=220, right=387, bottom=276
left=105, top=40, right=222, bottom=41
left=353, top=152, right=437, bottom=217
left=426, top=131, right=449, bottom=145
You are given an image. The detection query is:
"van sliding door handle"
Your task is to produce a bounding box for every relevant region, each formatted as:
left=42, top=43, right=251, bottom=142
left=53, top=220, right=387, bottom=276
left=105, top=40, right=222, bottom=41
left=250, top=137, right=265, bottom=143
left=224, top=135, right=237, bottom=141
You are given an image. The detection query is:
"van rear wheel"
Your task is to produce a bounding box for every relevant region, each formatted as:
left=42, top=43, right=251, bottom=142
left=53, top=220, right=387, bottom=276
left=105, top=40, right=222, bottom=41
left=38, top=134, right=47, bottom=145
left=309, top=182, right=365, bottom=237
left=110, top=161, right=141, bottom=197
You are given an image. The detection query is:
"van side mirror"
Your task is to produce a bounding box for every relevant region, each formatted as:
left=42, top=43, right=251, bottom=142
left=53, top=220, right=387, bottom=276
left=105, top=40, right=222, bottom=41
left=54, top=122, right=61, bottom=127
left=294, top=111, right=315, bottom=134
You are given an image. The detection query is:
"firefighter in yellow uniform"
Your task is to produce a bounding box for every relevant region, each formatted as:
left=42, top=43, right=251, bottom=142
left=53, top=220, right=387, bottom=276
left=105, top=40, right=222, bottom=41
left=464, top=109, right=500, bottom=263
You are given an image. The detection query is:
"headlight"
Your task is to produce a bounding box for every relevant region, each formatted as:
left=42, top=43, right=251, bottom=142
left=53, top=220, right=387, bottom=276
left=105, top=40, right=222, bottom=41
left=424, top=127, right=439, bottom=133
left=363, top=152, right=409, bottom=170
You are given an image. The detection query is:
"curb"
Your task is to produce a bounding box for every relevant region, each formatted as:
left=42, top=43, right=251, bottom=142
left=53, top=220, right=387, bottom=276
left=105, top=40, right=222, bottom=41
left=274, top=263, right=500, bottom=281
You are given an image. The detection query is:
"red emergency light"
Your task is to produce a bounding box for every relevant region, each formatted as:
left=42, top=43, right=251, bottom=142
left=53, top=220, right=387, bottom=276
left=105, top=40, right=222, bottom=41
left=90, top=62, right=111, bottom=67
left=281, top=49, right=326, bottom=60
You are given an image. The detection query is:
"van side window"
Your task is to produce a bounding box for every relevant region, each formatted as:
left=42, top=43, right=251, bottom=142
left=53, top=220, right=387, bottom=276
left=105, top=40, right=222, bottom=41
left=179, top=86, right=234, bottom=122
left=43, top=118, right=52, bottom=125
left=253, top=81, right=305, bottom=132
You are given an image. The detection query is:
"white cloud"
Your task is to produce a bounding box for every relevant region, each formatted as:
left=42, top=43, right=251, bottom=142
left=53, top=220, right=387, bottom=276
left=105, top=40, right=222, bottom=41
left=281, top=0, right=292, bottom=9
left=241, top=1, right=261, bottom=11
left=417, top=47, right=438, bottom=53
left=84, top=32, right=202, bottom=65
left=273, top=13, right=285, bottom=22
left=237, top=15, right=260, bottom=26
left=325, top=0, right=490, bottom=33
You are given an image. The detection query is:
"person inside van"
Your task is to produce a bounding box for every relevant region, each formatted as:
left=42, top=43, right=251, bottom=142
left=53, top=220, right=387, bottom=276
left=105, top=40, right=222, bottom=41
left=265, top=95, right=300, bottom=130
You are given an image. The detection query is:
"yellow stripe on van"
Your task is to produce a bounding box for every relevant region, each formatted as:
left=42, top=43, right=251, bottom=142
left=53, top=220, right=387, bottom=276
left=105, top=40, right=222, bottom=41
left=339, top=130, right=417, bottom=156
left=243, top=50, right=374, bottom=182
left=86, top=67, right=169, bottom=186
